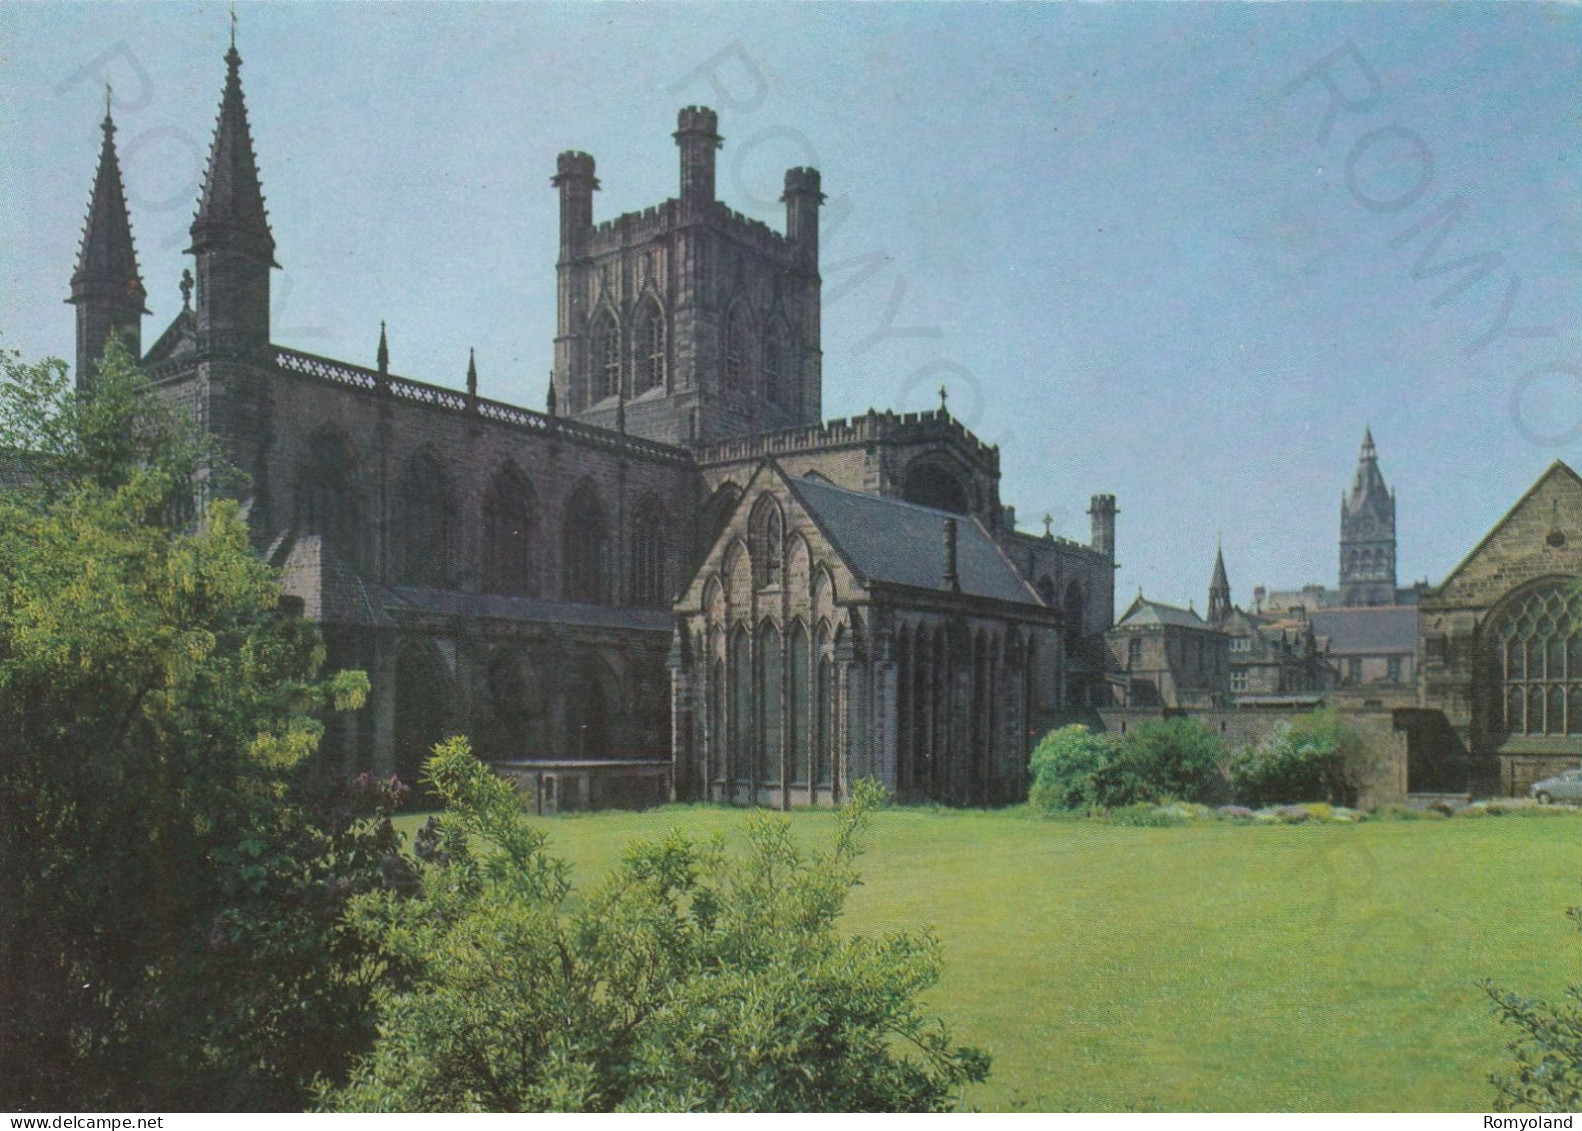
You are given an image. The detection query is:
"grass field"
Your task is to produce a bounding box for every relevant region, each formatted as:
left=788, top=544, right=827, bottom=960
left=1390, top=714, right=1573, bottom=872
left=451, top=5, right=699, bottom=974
left=395, top=804, right=1582, bottom=1111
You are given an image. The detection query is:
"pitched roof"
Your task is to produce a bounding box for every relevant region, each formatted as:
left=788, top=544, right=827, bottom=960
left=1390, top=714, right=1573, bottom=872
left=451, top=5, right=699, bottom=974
left=1432, top=461, right=1582, bottom=595
left=785, top=474, right=1040, bottom=605
left=1309, top=606, right=1418, bottom=655
left=1116, top=594, right=1212, bottom=630
left=269, top=533, right=393, bottom=629
left=385, top=586, right=673, bottom=632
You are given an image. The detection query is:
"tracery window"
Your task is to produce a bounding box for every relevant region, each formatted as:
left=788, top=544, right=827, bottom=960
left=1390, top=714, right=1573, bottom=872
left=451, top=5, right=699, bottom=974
left=636, top=301, right=665, bottom=392
left=725, top=305, right=750, bottom=392
left=593, top=311, right=620, bottom=401
left=394, top=450, right=454, bottom=587
left=630, top=498, right=667, bottom=608
left=749, top=497, right=783, bottom=588
left=562, top=482, right=610, bottom=604
left=482, top=465, right=537, bottom=596
left=1492, top=581, right=1582, bottom=736
left=764, top=322, right=786, bottom=406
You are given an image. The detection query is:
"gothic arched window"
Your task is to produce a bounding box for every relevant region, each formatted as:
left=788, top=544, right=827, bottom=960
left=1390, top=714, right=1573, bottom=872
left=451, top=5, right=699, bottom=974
left=562, top=482, right=610, bottom=604
left=901, top=460, right=971, bottom=515
left=757, top=619, right=783, bottom=786
left=593, top=310, right=620, bottom=401
left=482, top=464, right=537, bottom=597
left=1063, top=581, right=1086, bottom=647
left=731, top=624, right=752, bottom=785
left=297, top=428, right=363, bottom=570
left=749, top=496, right=783, bottom=588
left=636, top=300, right=665, bottom=392
left=394, top=450, right=454, bottom=587
left=789, top=620, right=810, bottom=784
left=630, top=496, right=667, bottom=608
left=1491, top=581, right=1582, bottom=736
left=725, top=305, right=750, bottom=393
left=764, top=321, right=786, bottom=406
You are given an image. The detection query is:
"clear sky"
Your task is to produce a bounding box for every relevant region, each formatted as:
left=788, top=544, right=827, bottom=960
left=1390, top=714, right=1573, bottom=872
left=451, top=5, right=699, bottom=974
left=3, top=2, right=1580, bottom=614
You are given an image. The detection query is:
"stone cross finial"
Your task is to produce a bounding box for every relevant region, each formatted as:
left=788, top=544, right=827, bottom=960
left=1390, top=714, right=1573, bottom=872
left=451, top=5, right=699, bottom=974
left=1043, top=512, right=1053, bottom=539
left=179, top=268, right=194, bottom=310
left=939, top=384, right=948, bottom=413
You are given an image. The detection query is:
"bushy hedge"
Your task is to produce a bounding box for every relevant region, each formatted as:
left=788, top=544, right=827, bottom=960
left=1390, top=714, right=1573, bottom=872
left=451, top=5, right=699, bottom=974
left=1029, top=719, right=1227, bottom=812
left=1230, top=709, right=1358, bottom=807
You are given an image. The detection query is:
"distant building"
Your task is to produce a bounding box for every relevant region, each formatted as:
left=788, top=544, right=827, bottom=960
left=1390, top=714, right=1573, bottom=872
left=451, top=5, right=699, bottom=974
left=1249, top=431, right=1426, bottom=693
left=1309, top=606, right=1417, bottom=690
left=1106, top=594, right=1228, bottom=709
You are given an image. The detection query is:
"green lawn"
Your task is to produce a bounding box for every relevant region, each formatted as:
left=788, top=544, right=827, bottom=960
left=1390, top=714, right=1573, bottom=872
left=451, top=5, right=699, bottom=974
left=396, top=805, right=1582, bottom=1111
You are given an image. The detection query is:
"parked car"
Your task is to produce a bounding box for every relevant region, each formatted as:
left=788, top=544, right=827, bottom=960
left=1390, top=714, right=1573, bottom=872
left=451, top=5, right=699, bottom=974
left=1529, top=768, right=1582, bottom=804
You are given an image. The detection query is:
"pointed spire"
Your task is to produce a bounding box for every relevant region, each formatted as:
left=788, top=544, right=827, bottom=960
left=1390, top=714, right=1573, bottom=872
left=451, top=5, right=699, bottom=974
left=71, top=104, right=147, bottom=309
left=546, top=373, right=558, bottom=417
left=1208, top=541, right=1232, bottom=625
left=466, top=348, right=478, bottom=400
left=189, top=40, right=277, bottom=265
left=376, top=321, right=389, bottom=374
left=1347, top=425, right=1389, bottom=514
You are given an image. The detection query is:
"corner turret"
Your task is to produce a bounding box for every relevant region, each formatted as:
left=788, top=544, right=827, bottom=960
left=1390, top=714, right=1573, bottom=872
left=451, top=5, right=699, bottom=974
left=67, top=104, right=148, bottom=389
left=674, top=106, right=720, bottom=216
left=188, top=44, right=278, bottom=357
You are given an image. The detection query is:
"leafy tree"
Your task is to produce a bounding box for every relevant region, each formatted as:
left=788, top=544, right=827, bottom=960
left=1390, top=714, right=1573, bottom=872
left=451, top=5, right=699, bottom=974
left=0, top=338, right=402, bottom=1110
left=1230, top=709, right=1357, bottom=807
left=1484, top=901, right=1582, bottom=1112
left=323, top=743, right=990, bottom=1113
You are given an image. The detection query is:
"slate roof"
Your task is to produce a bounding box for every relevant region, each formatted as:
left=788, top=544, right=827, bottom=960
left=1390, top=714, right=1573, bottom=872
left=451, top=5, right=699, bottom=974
left=269, top=533, right=394, bottom=629
left=1309, top=606, right=1418, bottom=655
left=385, top=586, right=673, bottom=631
left=785, top=474, right=1040, bottom=605
left=1115, top=595, right=1213, bottom=631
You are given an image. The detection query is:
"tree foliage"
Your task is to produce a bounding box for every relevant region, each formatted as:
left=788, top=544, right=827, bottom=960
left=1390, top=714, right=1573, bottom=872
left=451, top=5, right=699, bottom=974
left=0, top=339, right=401, bottom=1110
left=1230, top=709, right=1358, bottom=807
left=323, top=743, right=990, bottom=1113
left=1029, top=719, right=1226, bottom=811
left=1485, top=901, right=1582, bottom=1112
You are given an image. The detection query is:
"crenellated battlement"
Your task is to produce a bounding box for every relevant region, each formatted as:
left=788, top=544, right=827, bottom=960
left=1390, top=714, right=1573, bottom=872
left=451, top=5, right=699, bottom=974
left=589, top=200, right=679, bottom=251
left=694, top=406, right=999, bottom=469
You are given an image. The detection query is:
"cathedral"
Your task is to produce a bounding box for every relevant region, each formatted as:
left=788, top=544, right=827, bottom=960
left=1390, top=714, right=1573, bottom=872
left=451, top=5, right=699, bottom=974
left=66, top=43, right=1117, bottom=807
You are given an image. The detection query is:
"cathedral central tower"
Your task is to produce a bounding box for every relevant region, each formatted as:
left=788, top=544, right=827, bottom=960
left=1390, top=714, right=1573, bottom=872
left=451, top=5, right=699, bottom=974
left=552, top=107, right=823, bottom=446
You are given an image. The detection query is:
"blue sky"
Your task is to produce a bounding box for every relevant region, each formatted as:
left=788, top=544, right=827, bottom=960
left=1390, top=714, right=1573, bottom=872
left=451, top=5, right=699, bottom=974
left=3, top=2, right=1580, bottom=612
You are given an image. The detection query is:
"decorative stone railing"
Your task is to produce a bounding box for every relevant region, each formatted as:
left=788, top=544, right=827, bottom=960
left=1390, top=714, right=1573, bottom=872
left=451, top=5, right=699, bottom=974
left=272, top=346, right=691, bottom=463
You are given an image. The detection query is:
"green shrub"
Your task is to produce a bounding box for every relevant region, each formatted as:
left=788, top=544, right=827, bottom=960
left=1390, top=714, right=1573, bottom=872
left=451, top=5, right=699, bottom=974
left=1231, top=709, right=1357, bottom=807
left=1031, top=724, right=1227, bottom=816
left=1113, top=719, right=1228, bottom=806
left=1029, top=720, right=1226, bottom=812
left=322, top=744, right=989, bottom=1112
left=1029, top=725, right=1118, bottom=812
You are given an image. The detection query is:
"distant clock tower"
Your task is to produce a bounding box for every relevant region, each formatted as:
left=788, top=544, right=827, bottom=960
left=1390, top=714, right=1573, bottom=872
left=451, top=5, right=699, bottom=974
left=1339, top=428, right=1397, bottom=607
